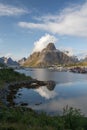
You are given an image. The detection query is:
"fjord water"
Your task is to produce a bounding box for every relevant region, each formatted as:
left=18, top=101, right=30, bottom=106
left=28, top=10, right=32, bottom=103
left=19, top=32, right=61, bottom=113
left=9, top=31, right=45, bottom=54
left=15, top=68, right=87, bottom=115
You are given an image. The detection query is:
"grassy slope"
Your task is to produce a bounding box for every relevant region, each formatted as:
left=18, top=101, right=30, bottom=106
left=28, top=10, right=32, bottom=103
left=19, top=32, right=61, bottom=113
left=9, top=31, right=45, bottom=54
left=65, top=62, right=87, bottom=67
left=24, top=56, right=40, bottom=67
left=0, top=106, right=87, bottom=130
left=0, top=68, right=32, bottom=88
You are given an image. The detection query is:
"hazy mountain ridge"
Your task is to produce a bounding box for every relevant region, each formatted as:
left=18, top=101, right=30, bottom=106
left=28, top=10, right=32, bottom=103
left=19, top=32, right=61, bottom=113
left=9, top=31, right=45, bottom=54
left=23, top=43, right=78, bottom=67
left=0, top=57, right=19, bottom=66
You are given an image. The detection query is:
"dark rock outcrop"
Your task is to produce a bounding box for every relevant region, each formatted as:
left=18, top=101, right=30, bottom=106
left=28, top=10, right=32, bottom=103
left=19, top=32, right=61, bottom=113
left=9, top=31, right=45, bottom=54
left=46, top=43, right=56, bottom=50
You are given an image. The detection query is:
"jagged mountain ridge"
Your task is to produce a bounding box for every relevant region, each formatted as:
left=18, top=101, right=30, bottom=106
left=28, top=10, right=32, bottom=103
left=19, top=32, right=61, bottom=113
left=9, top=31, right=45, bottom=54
left=23, top=43, right=78, bottom=67
left=0, top=57, right=19, bottom=66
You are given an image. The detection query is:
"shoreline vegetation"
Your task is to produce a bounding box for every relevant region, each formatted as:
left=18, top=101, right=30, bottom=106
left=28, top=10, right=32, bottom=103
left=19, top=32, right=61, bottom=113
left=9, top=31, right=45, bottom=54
left=1, top=106, right=87, bottom=130
left=1, top=68, right=87, bottom=129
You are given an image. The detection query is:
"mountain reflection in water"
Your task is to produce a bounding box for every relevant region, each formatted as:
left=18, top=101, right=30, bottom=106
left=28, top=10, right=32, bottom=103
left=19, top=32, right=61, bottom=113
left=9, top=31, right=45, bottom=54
left=35, top=86, right=57, bottom=99
left=13, top=68, right=87, bottom=115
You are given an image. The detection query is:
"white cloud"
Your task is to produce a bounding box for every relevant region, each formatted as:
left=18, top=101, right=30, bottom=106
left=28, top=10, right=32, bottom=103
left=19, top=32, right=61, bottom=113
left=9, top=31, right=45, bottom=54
left=59, top=47, right=87, bottom=59
left=59, top=47, right=75, bottom=56
left=76, top=50, right=87, bottom=59
left=0, top=3, right=28, bottom=16
left=18, top=2, right=87, bottom=37
left=35, top=86, right=57, bottom=99
left=0, top=52, right=18, bottom=61
left=18, top=22, right=46, bottom=29
left=33, top=34, right=57, bottom=52
left=4, top=53, right=13, bottom=58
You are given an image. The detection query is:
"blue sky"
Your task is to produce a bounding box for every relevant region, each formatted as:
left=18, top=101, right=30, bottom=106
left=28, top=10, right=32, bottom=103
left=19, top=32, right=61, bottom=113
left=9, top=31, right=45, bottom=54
left=0, top=0, right=87, bottom=60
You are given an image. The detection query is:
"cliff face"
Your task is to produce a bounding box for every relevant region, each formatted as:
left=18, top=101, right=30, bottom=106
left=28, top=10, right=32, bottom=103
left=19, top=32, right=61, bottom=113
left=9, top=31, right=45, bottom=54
left=23, top=43, right=77, bottom=67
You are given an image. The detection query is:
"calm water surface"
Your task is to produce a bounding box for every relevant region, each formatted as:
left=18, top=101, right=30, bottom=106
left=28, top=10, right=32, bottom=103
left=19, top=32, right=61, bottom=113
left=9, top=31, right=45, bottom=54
left=15, top=68, right=87, bottom=115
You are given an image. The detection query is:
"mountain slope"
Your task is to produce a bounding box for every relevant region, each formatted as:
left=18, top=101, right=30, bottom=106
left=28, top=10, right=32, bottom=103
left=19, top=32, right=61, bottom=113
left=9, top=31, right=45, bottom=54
left=23, top=43, right=78, bottom=67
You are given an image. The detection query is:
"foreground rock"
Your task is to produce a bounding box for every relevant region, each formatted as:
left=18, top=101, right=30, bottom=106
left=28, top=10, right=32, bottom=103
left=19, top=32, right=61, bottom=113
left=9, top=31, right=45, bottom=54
left=0, top=80, right=56, bottom=106
left=8, top=80, right=56, bottom=89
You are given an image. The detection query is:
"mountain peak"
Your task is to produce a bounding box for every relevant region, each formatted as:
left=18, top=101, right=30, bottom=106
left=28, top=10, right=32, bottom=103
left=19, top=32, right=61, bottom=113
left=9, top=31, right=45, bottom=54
left=23, top=42, right=78, bottom=67
left=46, top=43, right=56, bottom=50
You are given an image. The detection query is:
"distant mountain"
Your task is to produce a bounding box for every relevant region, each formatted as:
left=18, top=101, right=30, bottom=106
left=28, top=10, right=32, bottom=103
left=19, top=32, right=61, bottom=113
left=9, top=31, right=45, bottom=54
left=18, top=57, right=26, bottom=65
left=0, top=57, right=5, bottom=64
left=23, top=43, right=78, bottom=67
left=7, top=58, right=19, bottom=66
left=0, top=57, right=19, bottom=66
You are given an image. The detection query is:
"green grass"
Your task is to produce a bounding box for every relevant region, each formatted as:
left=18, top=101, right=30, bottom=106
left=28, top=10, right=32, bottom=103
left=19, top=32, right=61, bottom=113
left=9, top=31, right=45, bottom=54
left=0, top=106, right=87, bottom=130
left=0, top=68, right=32, bottom=89
left=0, top=80, right=5, bottom=88
left=65, top=62, right=87, bottom=67
left=0, top=63, right=6, bottom=67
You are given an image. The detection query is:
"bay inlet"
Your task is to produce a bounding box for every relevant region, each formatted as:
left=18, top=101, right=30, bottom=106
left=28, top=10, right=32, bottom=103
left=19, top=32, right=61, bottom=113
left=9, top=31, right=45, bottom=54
left=13, top=68, right=87, bottom=115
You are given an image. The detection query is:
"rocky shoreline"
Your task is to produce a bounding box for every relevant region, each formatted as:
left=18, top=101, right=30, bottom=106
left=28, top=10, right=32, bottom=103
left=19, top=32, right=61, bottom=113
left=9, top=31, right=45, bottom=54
left=70, top=67, right=87, bottom=73
left=0, top=85, right=9, bottom=106
left=8, top=80, right=55, bottom=88
left=0, top=80, right=56, bottom=106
